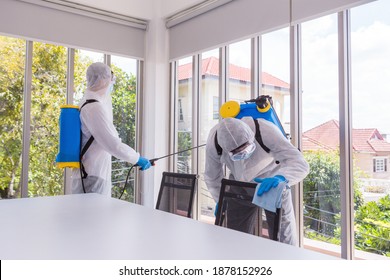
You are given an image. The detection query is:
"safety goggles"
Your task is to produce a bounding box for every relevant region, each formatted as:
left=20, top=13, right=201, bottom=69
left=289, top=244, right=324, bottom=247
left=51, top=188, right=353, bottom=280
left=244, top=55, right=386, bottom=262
left=229, top=141, right=256, bottom=161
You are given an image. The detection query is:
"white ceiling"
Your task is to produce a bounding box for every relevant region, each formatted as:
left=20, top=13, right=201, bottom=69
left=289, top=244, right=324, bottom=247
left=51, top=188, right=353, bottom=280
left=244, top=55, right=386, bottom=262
left=67, top=0, right=206, bottom=20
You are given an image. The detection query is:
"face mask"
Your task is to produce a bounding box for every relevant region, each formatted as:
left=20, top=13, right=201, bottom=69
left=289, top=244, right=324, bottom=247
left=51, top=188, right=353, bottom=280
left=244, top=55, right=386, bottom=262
left=229, top=142, right=256, bottom=161
left=107, top=82, right=114, bottom=95
left=107, top=73, right=116, bottom=95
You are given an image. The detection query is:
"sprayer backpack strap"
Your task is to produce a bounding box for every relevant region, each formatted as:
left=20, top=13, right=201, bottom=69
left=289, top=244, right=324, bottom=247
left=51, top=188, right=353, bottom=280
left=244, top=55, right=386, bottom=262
left=214, top=118, right=270, bottom=156
left=253, top=118, right=270, bottom=153
left=79, top=99, right=98, bottom=179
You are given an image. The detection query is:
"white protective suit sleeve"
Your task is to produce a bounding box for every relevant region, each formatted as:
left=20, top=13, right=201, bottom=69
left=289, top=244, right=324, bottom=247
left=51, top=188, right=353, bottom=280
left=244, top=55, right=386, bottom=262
left=253, top=118, right=309, bottom=186
left=80, top=102, right=140, bottom=164
left=204, top=126, right=225, bottom=202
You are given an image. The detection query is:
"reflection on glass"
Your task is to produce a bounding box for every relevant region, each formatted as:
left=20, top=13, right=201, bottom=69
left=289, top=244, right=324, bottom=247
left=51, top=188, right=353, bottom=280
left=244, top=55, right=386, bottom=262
left=199, top=49, right=220, bottom=223
left=0, top=35, right=25, bottom=199
left=30, top=42, right=67, bottom=196
left=110, top=56, right=138, bottom=202
left=351, top=0, right=390, bottom=259
left=228, top=39, right=251, bottom=102
left=301, top=15, right=342, bottom=256
left=177, top=57, right=193, bottom=173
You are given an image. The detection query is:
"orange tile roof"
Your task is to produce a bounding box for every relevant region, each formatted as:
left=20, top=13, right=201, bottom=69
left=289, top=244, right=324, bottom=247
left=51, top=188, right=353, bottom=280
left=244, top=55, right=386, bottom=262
left=303, top=120, right=341, bottom=150
left=303, top=119, right=390, bottom=153
left=178, top=56, right=290, bottom=89
left=302, top=135, right=334, bottom=151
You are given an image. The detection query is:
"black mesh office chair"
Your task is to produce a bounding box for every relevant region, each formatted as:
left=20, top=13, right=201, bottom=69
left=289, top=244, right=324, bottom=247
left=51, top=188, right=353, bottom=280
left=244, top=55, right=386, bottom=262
left=156, top=172, right=197, bottom=218
left=215, top=178, right=281, bottom=241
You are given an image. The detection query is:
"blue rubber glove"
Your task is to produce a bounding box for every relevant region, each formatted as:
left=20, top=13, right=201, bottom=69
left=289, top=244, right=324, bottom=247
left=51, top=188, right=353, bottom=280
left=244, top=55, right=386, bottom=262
left=254, top=175, right=286, bottom=196
left=214, top=203, right=219, bottom=217
left=136, top=156, right=151, bottom=171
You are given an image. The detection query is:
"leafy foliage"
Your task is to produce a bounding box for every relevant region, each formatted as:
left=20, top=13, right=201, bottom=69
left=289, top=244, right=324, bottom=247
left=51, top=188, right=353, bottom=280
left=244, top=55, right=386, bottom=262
left=177, top=131, right=192, bottom=173
left=0, top=37, right=26, bottom=198
left=354, top=195, right=390, bottom=256
left=110, top=65, right=137, bottom=201
left=304, top=151, right=343, bottom=237
left=304, top=150, right=363, bottom=236
left=303, top=150, right=390, bottom=257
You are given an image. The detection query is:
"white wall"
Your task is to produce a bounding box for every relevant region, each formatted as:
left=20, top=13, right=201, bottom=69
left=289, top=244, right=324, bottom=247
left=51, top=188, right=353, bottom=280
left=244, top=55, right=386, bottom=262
left=142, top=2, right=171, bottom=208
left=0, top=0, right=145, bottom=58
left=168, top=0, right=375, bottom=60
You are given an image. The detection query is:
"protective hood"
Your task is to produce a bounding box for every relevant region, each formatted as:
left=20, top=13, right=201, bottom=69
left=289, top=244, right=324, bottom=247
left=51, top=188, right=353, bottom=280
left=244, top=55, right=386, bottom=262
left=217, top=118, right=255, bottom=152
left=86, top=62, right=111, bottom=92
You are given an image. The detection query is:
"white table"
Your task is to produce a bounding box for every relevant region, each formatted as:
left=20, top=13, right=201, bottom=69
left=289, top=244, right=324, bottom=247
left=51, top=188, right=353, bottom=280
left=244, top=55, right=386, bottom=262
left=0, top=194, right=337, bottom=260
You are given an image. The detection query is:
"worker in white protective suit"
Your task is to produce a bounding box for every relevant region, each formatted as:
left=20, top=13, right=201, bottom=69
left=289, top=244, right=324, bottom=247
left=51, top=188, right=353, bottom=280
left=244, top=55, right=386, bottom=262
left=204, top=117, right=309, bottom=245
left=71, top=62, right=151, bottom=196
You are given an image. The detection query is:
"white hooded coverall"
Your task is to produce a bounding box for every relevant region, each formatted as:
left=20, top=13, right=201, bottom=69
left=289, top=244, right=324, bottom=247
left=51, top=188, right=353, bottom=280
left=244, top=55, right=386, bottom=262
left=204, top=117, right=309, bottom=245
left=71, top=63, right=140, bottom=196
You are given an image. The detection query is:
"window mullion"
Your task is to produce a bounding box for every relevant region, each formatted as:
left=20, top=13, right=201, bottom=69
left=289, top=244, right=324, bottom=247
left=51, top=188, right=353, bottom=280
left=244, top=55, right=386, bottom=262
left=338, top=10, right=354, bottom=260
left=20, top=41, right=33, bottom=198
left=64, top=48, right=75, bottom=195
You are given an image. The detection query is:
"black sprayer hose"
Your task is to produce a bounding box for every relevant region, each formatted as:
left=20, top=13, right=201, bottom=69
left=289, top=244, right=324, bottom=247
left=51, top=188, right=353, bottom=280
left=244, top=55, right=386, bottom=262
left=118, top=144, right=206, bottom=200
left=118, top=164, right=136, bottom=200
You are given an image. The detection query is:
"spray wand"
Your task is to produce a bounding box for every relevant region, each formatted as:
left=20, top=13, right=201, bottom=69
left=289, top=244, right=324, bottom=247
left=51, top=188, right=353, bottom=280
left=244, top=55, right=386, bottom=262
left=142, top=144, right=207, bottom=167
left=119, top=144, right=206, bottom=199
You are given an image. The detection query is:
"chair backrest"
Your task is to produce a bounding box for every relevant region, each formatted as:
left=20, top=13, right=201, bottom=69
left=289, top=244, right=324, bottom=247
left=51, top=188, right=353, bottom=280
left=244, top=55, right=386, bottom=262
left=215, top=178, right=263, bottom=236
left=156, top=172, right=197, bottom=218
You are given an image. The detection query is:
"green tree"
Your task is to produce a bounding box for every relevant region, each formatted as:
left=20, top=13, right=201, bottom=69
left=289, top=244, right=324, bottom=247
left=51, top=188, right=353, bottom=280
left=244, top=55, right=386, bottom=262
left=354, top=195, right=390, bottom=257
left=28, top=42, right=67, bottom=197
left=0, top=36, right=25, bottom=198
left=177, top=131, right=192, bottom=173
left=303, top=150, right=364, bottom=237
left=110, top=66, right=137, bottom=201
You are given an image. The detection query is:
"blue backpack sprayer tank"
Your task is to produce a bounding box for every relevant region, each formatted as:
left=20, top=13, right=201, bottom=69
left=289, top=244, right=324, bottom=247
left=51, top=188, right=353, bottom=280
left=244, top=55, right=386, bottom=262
left=56, top=100, right=98, bottom=193
left=219, top=95, right=287, bottom=137
left=55, top=105, right=81, bottom=168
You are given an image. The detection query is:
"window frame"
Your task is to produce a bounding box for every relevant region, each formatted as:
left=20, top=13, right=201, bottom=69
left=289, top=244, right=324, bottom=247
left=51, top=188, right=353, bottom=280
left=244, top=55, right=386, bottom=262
left=0, top=37, right=142, bottom=201
left=169, top=7, right=384, bottom=260
left=374, top=157, right=387, bottom=173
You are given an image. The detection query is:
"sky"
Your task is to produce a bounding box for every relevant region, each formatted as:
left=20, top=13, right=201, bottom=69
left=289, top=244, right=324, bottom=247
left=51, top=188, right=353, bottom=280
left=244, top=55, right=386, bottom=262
left=262, top=0, right=390, bottom=133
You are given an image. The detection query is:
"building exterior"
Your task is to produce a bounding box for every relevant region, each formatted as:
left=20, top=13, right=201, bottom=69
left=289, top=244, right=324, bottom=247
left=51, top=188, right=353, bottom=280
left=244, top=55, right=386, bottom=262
left=178, top=56, right=290, bottom=141
left=303, top=119, right=390, bottom=180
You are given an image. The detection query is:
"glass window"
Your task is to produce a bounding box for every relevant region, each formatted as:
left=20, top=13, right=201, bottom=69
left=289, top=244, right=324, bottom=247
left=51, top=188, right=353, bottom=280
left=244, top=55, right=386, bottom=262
left=228, top=39, right=251, bottom=102
left=0, top=35, right=25, bottom=199
left=177, top=57, right=193, bottom=173
left=301, top=14, right=342, bottom=257
left=110, top=55, right=138, bottom=202
left=199, top=48, right=220, bottom=223
left=261, top=28, right=290, bottom=238
left=73, top=50, right=104, bottom=104
left=0, top=39, right=142, bottom=201
left=30, top=42, right=67, bottom=197
left=178, top=99, right=184, bottom=121
left=262, top=28, right=290, bottom=135
left=374, top=158, right=386, bottom=173
left=351, top=0, right=390, bottom=259
left=213, top=96, right=219, bottom=120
